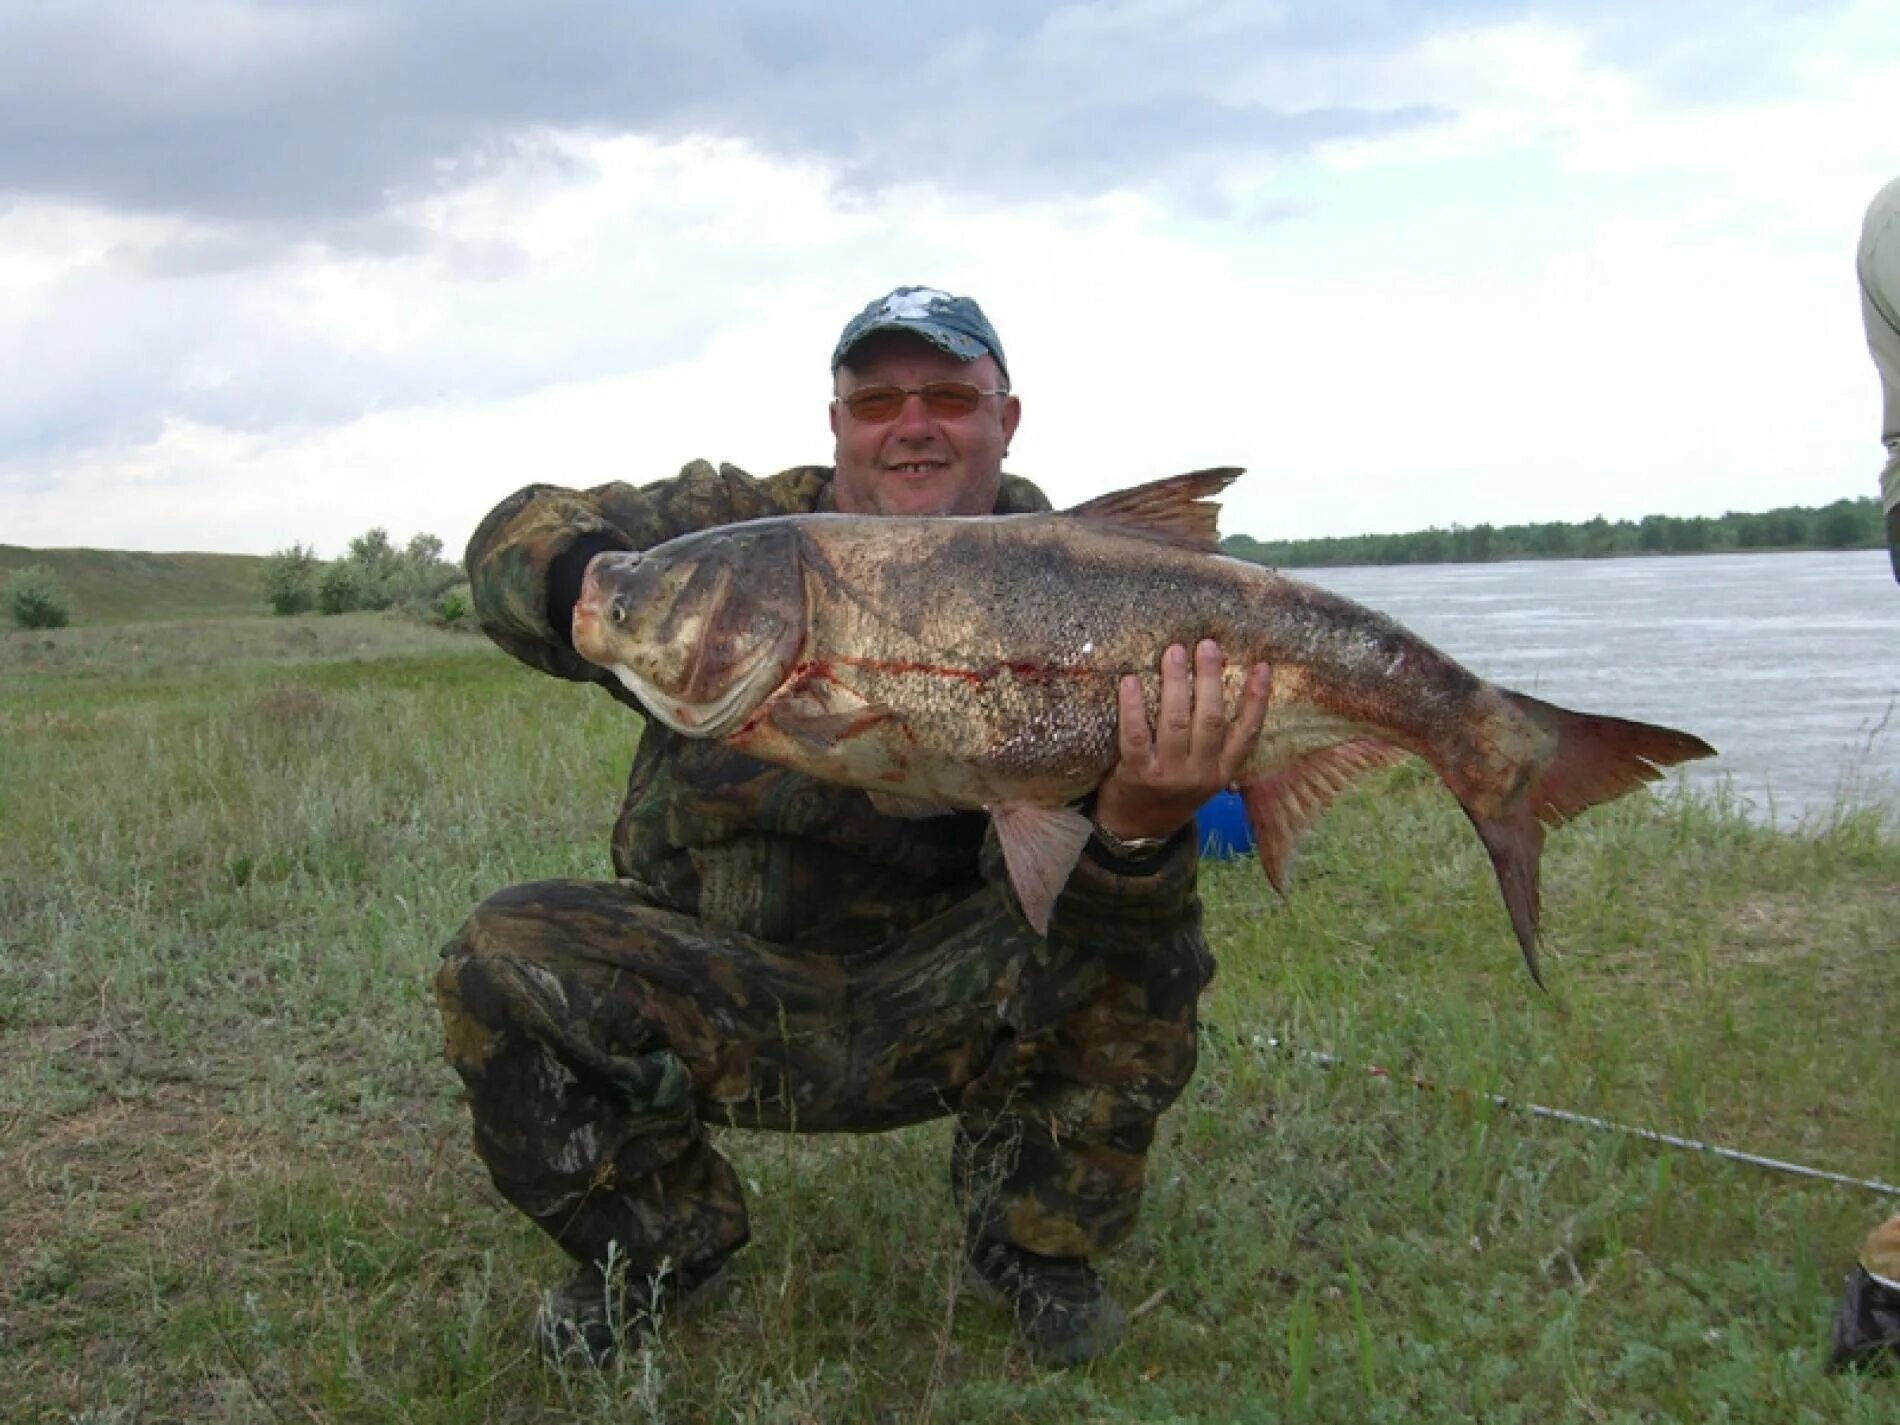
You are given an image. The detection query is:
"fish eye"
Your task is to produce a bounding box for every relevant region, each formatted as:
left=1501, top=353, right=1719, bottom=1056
left=609, top=596, right=628, bottom=625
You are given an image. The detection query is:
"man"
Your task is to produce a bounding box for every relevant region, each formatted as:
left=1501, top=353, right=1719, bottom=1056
left=1828, top=178, right=1900, bottom=1373
left=437, top=286, right=1271, bottom=1369
left=1859, top=173, right=1900, bottom=583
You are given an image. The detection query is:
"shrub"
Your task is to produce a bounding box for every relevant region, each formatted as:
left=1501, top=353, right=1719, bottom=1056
left=434, top=582, right=473, bottom=625
left=261, top=543, right=320, bottom=615
left=286, top=527, right=460, bottom=617
left=343, top=529, right=401, bottom=610
left=389, top=533, right=462, bottom=614
left=317, top=561, right=366, bottom=615
left=8, top=565, right=71, bottom=629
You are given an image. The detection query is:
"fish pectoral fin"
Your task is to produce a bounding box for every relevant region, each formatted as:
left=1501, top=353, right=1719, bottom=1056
left=988, top=801, right=1096, bottom=936
left=1239, top=739, right=1409, bottom=895
left=866, top=790, right=958, bottom=819
left=767, top=694, right=898, bottom=751
left=1065, top=468, right=1243, bottom=551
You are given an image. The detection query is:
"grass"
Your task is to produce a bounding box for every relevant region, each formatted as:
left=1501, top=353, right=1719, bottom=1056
left=2, top=612, right=1896, bottom=1422
left=1, top=545, right=268, bottom=625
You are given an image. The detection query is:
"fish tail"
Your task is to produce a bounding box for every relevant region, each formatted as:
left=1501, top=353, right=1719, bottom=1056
left=1505, top=691, right=1716, bottom=822
left=1463, top=804, right=1550, bottom=989
left=1467, top=693, right=1715, bottom=988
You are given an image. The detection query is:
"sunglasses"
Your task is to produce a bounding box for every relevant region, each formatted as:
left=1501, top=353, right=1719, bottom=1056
left=831, top=381, right=1009, bottom=423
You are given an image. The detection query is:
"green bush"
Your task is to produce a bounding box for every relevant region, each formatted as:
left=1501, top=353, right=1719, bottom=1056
left=317, top=561, right=366, bottom=615
left=261, top=543, right=320, bottom=615
left=8, top=564, right=71, bottom=629
left=434, top=582, right=473, bottom=625
left=309, top=529, right=460, bottom=616
left=269, top=527, right=462, bottom=617
left=343, top=529, right=401, bottom=611
left=390, top=535, right=462, bottom=615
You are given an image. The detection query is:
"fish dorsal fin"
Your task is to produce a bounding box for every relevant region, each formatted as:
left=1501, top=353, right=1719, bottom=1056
left=1238, top=739, right=1409, bottom=895
left=988, top=801, right=1096, bottom=935
left=1065, top=468, right=1243, bottom=551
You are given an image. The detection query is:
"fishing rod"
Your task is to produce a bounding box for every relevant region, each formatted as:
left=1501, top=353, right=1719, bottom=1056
left=1244, top=1032, right=1900, bottom=1199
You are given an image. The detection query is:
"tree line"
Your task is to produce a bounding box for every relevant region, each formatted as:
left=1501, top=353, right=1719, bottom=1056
left=1220, top=495, right=1885, bottom=569
left=261, top=529, right=470, bottom=621
left=8, top=493, right=1884, bottom=631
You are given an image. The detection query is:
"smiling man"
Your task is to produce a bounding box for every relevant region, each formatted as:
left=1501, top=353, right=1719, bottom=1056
left=437, top=286, right=1268, bottom=1369
left=826, top=292, right=1020, bottom=519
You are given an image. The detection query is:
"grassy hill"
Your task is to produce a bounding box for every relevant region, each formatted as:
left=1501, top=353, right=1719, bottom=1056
left=0, top=545, right=266, bottom=624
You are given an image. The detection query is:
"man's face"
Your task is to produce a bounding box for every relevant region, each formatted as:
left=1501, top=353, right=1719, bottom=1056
left=829, top=334, right=1022, bottom=518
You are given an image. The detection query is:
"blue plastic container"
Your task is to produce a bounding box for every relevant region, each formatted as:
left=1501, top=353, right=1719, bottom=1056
left=1195, top=789, right=1255, bottom=860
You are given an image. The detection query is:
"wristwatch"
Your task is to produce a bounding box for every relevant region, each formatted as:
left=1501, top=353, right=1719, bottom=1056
left=1091, top=819, right=1171, bottom=862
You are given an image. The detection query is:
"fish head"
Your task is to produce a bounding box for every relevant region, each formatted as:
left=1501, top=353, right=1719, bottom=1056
left=571, top=523, right=808, bottom=738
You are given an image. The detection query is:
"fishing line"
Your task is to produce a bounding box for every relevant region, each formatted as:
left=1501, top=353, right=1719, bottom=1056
left=1242, top=1032, right=1899, bottom=1199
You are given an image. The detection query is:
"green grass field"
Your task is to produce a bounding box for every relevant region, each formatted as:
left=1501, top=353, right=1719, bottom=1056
left=3, top=613, right=1896, bottom=1422
left=2, top=545, right=268, bottom=625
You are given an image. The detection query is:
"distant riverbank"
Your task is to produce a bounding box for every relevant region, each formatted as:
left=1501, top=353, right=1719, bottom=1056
left=1223, top=493, right=1885, bottom=569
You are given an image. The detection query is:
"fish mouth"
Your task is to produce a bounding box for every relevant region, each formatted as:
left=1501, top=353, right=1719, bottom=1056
left=606, top=625, right=794, bottom=739
left=571, top=551, right=640, bottom=666
left=600, top=573, right=794, bottom=741
left=578, top=532, right=810, bottom=741
left=570, top=601, right=607, bottom=663
left=608, top=658, right=773, bottom=738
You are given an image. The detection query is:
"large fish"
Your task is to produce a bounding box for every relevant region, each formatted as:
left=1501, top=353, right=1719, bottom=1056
left=571, top=469, right=1714, bottom=984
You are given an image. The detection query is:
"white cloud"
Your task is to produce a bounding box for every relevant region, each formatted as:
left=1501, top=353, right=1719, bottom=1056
left=5, top=4, right=1898, bottom=555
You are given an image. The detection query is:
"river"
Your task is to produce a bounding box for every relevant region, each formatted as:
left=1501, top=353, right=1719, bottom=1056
left=1289, top=549, right=1898, bottom=830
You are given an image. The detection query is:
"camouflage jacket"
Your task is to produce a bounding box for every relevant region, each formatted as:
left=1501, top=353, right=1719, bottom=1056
left=466, top=460, right=1201, bottom=956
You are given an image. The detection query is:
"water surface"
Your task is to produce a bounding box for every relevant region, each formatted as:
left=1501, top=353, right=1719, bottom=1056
left=1291, top=550, right=1897, bottom=828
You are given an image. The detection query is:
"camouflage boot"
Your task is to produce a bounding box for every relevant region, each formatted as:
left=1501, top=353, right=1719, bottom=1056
left=965, top=1237, right=1128, bottom=1368
left=536, top=1256, right=729, bottom=1369
left=1830, top=1266, right=1900, bottom=1374
left=1829, top=1216, right=1900, bottom=1374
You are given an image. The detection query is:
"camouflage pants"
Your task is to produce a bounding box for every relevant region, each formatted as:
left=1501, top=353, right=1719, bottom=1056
left=435, top=877, right=1212, bottom=1285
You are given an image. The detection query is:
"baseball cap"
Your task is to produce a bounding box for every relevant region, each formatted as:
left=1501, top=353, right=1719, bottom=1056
left=831, top=285, right=1010, bottom=388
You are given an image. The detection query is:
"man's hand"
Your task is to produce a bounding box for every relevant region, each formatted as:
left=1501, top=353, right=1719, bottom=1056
left=1093, top=640, right=1273, bottom=845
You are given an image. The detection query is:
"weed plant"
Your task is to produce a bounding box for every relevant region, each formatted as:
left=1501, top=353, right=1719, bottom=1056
left=2, top=616, right=1895, bottom=1421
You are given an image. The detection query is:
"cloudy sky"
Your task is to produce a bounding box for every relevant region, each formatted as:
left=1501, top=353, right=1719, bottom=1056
left=5, top=0, right=1899, bottom=556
